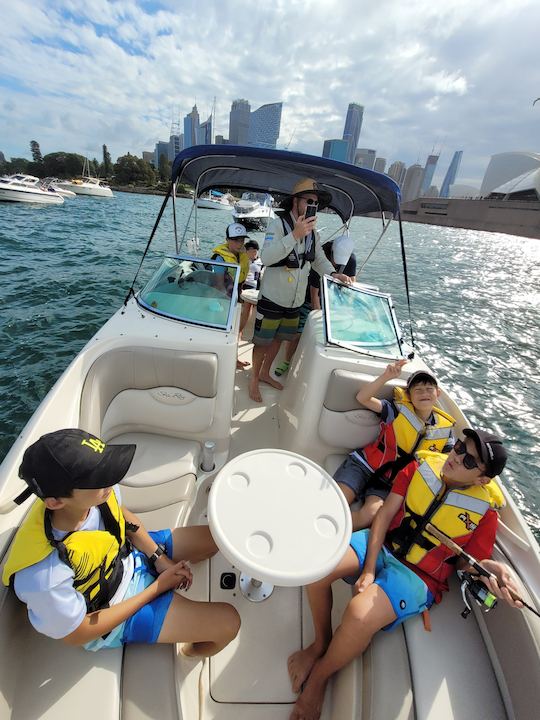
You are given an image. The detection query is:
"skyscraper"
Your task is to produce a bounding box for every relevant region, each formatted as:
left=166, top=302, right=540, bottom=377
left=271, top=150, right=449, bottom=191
left=322, top=139, right=348, bottom=162
left=354, top=148, right=376, bottom=170
left=374, top=157, right=386, bottom=174
left=168, top=133, right=183, bottom=162
left=420, top=154, right=439, bottom=196
left=229, top=99, right=251, bottom=145
left=440, top=151, right=463, bottom=198
left=154, top=140, right=170, bottom=168
left=197, top=115, right=212, bottom=145
left=183, top=105, right=200, bottom=149
left=342, top=103, right=364, bottom=164
left=387, top=161, right=407, bottom=186
left=248, top=102, right=283, bottom=149
left=401, top=164, right=424, bottom=202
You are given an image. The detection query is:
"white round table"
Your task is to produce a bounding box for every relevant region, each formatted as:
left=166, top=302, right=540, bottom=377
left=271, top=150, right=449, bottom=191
left=208, top=449, right=352, bottom=601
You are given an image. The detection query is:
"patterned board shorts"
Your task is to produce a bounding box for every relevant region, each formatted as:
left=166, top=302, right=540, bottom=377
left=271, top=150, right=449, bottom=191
left=253, top=295, right=301, bottom=346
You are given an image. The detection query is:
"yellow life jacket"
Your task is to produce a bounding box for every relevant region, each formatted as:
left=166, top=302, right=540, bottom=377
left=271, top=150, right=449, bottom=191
left=211, top=243, right=250, bottom=283
left=2, top=490, right=130, bottom=613
left=392, top=387, right=455, bottom=454
left=388, top=452, right=504, bottom=575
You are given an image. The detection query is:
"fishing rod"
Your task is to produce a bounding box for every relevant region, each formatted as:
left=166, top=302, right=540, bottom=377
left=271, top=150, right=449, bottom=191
left=425, top=523, right=540, bottom=619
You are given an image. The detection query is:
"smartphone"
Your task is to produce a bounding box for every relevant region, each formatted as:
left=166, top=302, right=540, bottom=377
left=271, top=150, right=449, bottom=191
left=305, top=204, right=317, bottom=219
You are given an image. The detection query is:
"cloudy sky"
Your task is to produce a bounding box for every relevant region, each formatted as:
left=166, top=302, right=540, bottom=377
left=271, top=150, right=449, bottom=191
left=2, top=0, right=539, bottom=187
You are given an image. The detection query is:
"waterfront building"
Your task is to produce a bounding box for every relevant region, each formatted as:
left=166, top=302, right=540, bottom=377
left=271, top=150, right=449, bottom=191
left=374, top=157, right=386, bottom=174
left=480, top=151, right=540, bottom=195
left=183, top=105, right=200, bottom=149
left=229, top=99, right=251, bottom=145
left=387, top=160, right=407, bottom=186
left=355, top=148, right=376, bottom=170
left=322, top=139, right=348, bottom=162
left=401, top=163, right=424, bottom=202
left=168, top=133, right=183, bottom=162
left=420, top=154, right=439, bottom=196
left=342, top=103, right=364, bottom=164
left=248, top=102, right=282, bottom=149
left=197, top=115, right=212, bottom=145
left=440, top=151, right=463, bottom=198
left=154, top=141, right=170, bottom=168
left=488, top=167, right=540, bottom=201
left=142, top=151, right=154, bottom=165
left=215, top=135, right=229, bottom=145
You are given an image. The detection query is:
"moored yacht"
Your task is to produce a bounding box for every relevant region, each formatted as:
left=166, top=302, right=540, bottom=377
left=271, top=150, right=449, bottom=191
left=196, top=189, right=234, bottom=210
left=56, top=158, right=114, bottom=198
left=0, top=145, right=538, bottom=720
left=232, top=190, right=276, bottom=228
left=0, top=174, right=64, bottom=204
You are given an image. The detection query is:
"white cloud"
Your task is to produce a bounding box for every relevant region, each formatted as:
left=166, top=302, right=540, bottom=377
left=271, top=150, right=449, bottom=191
left=0, top=0, right=539, bottom=185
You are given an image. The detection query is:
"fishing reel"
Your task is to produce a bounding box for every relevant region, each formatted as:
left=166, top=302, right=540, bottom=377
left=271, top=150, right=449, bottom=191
left=458, top=571, right=498, bottom=619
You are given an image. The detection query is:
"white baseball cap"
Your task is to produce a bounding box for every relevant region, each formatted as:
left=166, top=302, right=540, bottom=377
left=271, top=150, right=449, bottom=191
left=226, top=223, right=249, bottom=240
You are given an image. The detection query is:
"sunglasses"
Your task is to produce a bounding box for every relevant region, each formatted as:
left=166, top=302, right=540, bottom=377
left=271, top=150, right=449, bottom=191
left=303, top=198, right=319, bottom=207
left=453, top=439, right=482, bottom=471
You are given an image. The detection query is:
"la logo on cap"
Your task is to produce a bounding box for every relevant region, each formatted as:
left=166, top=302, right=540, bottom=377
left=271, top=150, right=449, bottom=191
left=81, top=437, right=106, bottom=453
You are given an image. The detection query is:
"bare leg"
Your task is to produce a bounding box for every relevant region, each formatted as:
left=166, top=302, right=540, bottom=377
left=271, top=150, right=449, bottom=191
left=351, top=495, right=384, bottom=531
left=258, top=337, right=284, bottom=389
left=287, top=547, right=360, bottom=693
left=248, top=344, right=267, bottom=402
left=290, top=584, right=396, bottom=720
left=157, top=593, right=240, bottom=656
left=170, top=525, right=218, bottom=564
left=239, top=302, right=251, bottom=334
left=336, top=483, right=356, bottom=506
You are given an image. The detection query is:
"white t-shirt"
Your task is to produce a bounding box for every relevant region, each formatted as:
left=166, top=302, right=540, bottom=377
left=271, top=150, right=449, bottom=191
left=244, top=257, right=262, bottom=288
left=14, top=486, right=134, bottom=639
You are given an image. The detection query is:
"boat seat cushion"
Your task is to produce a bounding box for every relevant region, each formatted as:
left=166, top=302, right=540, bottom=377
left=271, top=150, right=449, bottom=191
left=318, top=369, right=395, bottom=451
left=80, top=346, right=218, bottom=437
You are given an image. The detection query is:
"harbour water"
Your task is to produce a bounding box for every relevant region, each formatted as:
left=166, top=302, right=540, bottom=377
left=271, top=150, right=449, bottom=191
left=0, top=194, right=538, bottom=539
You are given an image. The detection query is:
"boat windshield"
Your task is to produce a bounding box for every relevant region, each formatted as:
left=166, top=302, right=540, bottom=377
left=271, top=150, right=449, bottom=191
left=241, top=192, right=271, bottom=204
left=138, top=255, right=240, bottom=330
left=321, top=276, right=403, bottom=358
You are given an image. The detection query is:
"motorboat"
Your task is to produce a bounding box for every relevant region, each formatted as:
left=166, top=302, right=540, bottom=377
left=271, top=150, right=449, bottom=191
left=0, top=145, right=538, bottom=720
left=196, top=189, right=234, bottom=210
left=232, top=190, right=276, bottom=228
left=41, top=177, right=77, bottom=199
left=56, top=158, right=114, bottom=198
left=0, top=174, right=64, bottom=205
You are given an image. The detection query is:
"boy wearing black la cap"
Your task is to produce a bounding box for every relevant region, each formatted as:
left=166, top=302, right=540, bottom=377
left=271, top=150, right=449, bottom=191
left=334, top=359, right=456, bottom=530
left=3, top=429, right=239, bottom=654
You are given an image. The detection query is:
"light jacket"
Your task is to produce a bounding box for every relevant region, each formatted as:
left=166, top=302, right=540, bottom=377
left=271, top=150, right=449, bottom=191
left=3, top=491, right=130, bottom=613
left=387, top=452, right=504, bottom=578
left=211, top=243, right=250, bottom=284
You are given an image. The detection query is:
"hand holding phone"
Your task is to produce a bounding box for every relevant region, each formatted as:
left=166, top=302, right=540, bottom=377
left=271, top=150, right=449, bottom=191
left=304, top=203, right=317, bottom=219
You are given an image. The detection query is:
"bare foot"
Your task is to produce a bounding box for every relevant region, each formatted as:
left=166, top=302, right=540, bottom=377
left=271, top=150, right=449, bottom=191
left=248, top=380, right=262, bottom=403
left=259, top=374, right=284, bottom=391
left=289, top=672, right=327, bottom=720
left=287, top=645, right=323, bottom=694
left=236, top=359, right=250, bottom=369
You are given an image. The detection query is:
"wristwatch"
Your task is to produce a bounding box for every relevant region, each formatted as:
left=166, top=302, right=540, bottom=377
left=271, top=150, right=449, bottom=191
left=148, top=543, right=166, bottom=567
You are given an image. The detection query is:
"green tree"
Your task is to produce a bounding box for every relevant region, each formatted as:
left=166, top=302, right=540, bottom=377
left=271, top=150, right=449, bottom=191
left=158, top=153, right=170, bottom=182
left=30, top=140, right=43, bottom=163
left=5, top=157, right=30, bottom=173
left=42, top=152, right=86, bottom=178
left=113, top=153, right=156, bottom=185
left=102, top=144, right=112, bottom=177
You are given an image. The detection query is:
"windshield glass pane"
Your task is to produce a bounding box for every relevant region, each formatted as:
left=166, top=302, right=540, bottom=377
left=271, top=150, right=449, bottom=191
left=322, top=277, right=403, bottom=358
left=138, top=255, right=239, bottom=330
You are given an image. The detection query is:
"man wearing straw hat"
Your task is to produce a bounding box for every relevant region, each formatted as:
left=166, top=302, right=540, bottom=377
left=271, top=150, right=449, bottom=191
left=249, top=178, right=351, bottom=403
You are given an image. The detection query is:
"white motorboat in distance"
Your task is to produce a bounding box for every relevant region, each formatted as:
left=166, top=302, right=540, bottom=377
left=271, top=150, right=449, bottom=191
left=56, top=158, right=114, bottom=198
left=196, top=189, right=234, bottom=210
left=232, top=190, right=276, bottom=228
left=0, top=174, right=64, bottom=204
left=41, top=177, right=77, bottom=199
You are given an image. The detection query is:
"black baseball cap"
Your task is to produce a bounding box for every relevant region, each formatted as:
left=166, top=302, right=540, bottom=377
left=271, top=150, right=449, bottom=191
left=406, top=370, right=438, bottom=389
left=463, top=428, right=507, bottom=478
left=15, top=428, right=136, bottom=504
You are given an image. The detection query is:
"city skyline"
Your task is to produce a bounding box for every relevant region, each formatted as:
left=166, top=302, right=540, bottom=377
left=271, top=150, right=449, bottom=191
left=2, top=1, right=540, bottom=188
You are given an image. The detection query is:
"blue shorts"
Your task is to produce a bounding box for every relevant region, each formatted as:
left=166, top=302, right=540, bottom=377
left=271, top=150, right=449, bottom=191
left=334, top=455, right=390, bottom=502
left=83, top=529, right=175, bottom=651
left=346, top=529, right=433, bottom=631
